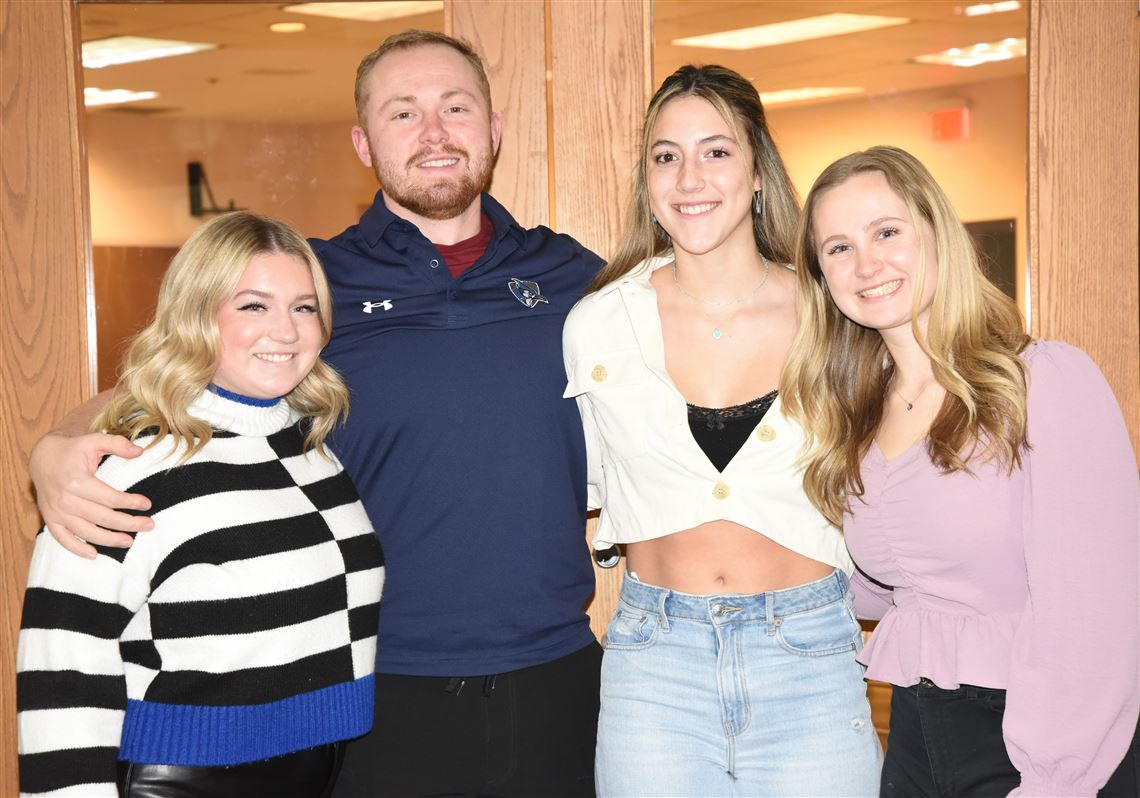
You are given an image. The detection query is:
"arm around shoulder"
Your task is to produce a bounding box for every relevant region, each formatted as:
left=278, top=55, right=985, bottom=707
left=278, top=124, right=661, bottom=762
left=29, top=390, right=154, bottom=559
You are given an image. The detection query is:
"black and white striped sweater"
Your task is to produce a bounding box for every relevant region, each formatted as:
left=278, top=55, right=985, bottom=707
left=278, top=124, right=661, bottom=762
left=17, top=390, right=385, bottom=797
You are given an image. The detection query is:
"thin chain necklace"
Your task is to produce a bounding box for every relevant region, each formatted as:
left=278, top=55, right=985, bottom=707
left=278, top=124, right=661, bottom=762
left=892, top=381, right=930, bottom=411
left=672, top=258, right=770, bottom=340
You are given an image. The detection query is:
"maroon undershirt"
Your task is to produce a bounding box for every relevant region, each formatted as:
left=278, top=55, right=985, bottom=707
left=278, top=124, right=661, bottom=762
left=434, top=213, right=494, bottom=279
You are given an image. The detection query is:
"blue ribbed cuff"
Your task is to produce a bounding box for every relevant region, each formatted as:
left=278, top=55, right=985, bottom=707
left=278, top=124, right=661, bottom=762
left=118, top=675, right=373, bottom=766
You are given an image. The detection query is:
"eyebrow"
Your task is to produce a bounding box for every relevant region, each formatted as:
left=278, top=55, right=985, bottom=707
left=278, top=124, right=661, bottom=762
left=651, top=134, right=735, bottom=149
left=817, top=216, right=908, bottom=249
left=233, top=289, right=317, bottom=301
left=378, top=88, right=477, bottom=112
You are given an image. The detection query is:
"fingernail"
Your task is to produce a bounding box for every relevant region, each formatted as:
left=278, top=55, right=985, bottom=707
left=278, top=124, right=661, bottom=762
left=119, top=539, right=133, bottom=548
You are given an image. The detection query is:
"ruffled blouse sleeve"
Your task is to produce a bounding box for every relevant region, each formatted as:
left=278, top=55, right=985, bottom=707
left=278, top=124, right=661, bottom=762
left=1005, top=341, right=1139, bottom=796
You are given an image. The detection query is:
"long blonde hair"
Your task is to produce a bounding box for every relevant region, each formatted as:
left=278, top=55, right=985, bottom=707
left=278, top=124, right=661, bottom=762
left=590, top=64, right=800, bottom=292
left=781, top=146, right=1029, bottom=526
left=93, top=211, right=349, bottom=459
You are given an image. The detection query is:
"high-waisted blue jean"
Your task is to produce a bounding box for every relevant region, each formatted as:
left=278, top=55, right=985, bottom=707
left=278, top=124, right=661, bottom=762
left=596, top=570, right=882, bottom=797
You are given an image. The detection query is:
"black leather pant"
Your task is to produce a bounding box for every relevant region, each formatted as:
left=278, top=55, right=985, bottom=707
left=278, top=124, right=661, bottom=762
left=117, top=742, right=344, bottom=798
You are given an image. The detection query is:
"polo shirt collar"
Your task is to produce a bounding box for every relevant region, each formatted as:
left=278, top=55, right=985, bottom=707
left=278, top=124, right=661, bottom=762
left=357, top=190, right=526, bottom=251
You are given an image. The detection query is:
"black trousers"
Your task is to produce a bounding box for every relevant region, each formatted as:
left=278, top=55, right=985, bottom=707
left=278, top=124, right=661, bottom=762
left=333, top=642, right=602, bottom=798
left=882, top=680, right=1139, bottom=798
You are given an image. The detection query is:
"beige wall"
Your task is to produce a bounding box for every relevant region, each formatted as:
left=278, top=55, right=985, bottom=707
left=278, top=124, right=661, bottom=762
left=87, top=113, right=376, bottom=245
left=770, top=75, right=1028, bottom=303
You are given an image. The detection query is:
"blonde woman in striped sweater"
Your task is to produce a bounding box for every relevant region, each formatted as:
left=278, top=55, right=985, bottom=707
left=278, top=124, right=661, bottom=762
left=17, top=212, right=384, bottom=798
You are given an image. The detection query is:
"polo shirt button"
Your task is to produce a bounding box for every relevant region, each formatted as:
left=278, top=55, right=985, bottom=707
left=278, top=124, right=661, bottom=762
left=755, top=424, right=776, bottom=442
left=429, top=258, right=440, bottom=269
left=591, top=365, right=608, bottom=382
left=712, top=482, right=730, bottom=500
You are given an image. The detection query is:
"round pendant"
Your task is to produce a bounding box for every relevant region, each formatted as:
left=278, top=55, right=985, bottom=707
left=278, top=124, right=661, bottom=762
left=712, top=328, right=723, bottom=340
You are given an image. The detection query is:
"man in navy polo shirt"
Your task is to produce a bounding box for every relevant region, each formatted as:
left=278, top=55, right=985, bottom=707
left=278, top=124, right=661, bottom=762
left=28, top=28, right=603, bottom=798
left=319, top=30, right=603, bottom=797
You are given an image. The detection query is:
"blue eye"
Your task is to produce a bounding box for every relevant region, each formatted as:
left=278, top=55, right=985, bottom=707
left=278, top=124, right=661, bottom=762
left=237, top=302, right=267, bottom=312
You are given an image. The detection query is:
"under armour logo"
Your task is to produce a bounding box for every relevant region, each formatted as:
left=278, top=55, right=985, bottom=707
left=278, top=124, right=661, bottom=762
left=508, top=278, right=549, bottom=309
left=362, top=300, right=393, bottom=314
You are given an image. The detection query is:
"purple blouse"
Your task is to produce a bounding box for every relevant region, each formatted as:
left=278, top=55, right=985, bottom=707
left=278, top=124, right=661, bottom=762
left=847, top=340, right=1139, bottom=797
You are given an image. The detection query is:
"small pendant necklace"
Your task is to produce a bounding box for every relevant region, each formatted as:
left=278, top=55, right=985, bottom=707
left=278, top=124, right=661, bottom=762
left=893, top=381, right=929, bottom=411
left=672, top=258, right=770, bottom=340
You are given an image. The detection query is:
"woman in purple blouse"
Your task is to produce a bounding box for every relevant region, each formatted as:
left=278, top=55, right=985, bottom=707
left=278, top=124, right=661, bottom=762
left=781, top=145, right=1139, bottom=797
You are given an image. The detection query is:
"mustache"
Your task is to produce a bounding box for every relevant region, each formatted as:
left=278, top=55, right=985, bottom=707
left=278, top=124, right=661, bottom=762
left=406, top=145, right=468, bottom=169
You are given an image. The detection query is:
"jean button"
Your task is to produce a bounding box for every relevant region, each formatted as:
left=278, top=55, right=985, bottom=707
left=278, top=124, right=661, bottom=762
left=711, top=603, right=725, bottom=616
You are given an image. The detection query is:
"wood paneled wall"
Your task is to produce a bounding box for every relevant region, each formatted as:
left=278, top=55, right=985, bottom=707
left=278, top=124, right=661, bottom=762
left=4, top=0, right=1140, bottom=789
left=450, top=0, right=652, bottom=638
left=1028, top=0, right=1140, bottom=460
left=1, top=1, right=92, bottom=793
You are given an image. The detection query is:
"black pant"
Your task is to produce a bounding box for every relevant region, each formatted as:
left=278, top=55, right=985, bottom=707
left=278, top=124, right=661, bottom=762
left=117, top=743, right=343, bottom=798
left=333, top=643, right=602, bottom=798
left=882, top=680, right=1139, bottom=797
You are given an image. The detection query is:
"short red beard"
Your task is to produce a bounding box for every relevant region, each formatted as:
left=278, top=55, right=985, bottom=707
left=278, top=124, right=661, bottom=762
left=375, top=143, right=494, bottom=221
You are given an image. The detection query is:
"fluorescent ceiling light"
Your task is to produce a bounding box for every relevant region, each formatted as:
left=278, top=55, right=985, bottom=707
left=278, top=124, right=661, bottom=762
left=673, top=14, right=910, bottom=50
left=269, top=22, right=307, bottom=33
left=82, top=36, right=217, bottom=69
left=284, top=2, right=443, bottom=22
left=84, top=87, right=159, bottom=107
left=759, top=87, right=864, bottom=106
left=963, top=1, right=1021, bottom=16
left=913, top=37, right=1026, bottom=68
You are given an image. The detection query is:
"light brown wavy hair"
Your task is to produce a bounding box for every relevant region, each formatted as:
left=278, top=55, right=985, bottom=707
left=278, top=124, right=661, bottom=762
left=781, top=146, right=1029, bottom=526
left=93, top=211, right=349, bottom=460
left=589, top=64, right=800, bottom=292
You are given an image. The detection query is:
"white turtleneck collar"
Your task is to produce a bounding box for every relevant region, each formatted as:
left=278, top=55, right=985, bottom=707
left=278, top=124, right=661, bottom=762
left=186, top=389, right=300, bottom=437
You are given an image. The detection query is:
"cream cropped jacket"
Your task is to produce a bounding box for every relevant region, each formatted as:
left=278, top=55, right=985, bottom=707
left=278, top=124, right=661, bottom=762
left=562, top=256, right=853, bottom=573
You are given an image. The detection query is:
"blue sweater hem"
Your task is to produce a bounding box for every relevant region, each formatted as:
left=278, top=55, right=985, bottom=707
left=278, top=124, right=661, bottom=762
left=118, top=674, right=374, bottom=766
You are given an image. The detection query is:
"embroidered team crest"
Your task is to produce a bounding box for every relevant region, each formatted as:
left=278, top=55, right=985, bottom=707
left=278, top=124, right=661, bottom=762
left=508, top=278, right=549, bottom=309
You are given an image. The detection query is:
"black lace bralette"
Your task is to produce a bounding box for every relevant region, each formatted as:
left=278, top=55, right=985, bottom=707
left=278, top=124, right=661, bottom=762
left=686, top=389, right=778, bottom=473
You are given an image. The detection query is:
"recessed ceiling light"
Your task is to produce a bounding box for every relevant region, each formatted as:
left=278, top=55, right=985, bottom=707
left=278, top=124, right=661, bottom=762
left=269, top=22, right=307, bottom=33
left=759, top=87, right=865, bottom=106
left=82, top=36, right=217, bottom=69
left=913, top=37, right=1026, bottom=67
left=84, top=87, right=159, bottom=107
left=283, top=2, right=443, bottom=23
left=963, top=1, right=1021, bottom=17
left=673, top=14, right=910, bottom=50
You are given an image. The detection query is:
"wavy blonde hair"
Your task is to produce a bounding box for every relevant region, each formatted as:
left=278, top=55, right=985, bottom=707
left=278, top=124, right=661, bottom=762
left=590, top=64, right=800, bottom=292
left=781, top=146, right=1029, bottom=526
left=93, top=211, right=348, bottom=460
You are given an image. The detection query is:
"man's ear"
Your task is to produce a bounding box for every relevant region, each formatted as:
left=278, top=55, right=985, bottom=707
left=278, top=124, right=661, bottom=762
left=490, top=112, right=503, bottom=157
left=351, top=125, right=373, bottom=168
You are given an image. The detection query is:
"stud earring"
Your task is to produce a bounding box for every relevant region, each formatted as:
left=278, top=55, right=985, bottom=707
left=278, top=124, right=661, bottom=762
left=753, top=190, right=763, bottom=216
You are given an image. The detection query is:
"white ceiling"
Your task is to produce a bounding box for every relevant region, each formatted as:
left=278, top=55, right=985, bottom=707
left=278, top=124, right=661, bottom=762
left=80, top=1, right=1027, bottom=124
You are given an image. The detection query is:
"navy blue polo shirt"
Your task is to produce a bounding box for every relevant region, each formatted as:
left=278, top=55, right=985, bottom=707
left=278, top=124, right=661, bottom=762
left=312, top=192, right=603, bottom=676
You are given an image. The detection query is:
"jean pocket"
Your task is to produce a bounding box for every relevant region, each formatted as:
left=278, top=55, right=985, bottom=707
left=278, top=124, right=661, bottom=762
left=602, top=603, right=661, bottom=650
left=968, top=685, right=1007, bottom=714
left=776, top=598, right=861, bottom=657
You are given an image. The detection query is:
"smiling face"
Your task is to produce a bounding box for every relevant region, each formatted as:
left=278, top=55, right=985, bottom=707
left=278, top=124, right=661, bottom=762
left=212, top=251, right=323, bottom=400
left=646, top=95, right=760, bottom=259
left=812, top=170, right=939, bottom=336
left=351, top=43, right=502, bottom=222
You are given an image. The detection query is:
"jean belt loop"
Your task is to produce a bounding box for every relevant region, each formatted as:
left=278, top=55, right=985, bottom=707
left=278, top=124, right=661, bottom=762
left=765, top=591, right=777, bottom=636
left=656, top=588, right=671, bottom=632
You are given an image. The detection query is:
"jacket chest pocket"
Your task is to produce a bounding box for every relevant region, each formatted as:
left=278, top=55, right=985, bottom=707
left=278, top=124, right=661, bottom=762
left=565, top=351, right=650, bottom=464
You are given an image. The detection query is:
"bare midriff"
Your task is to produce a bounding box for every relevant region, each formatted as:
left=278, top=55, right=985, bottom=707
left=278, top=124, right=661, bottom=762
left=625, top=520, right=833, bottom=595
